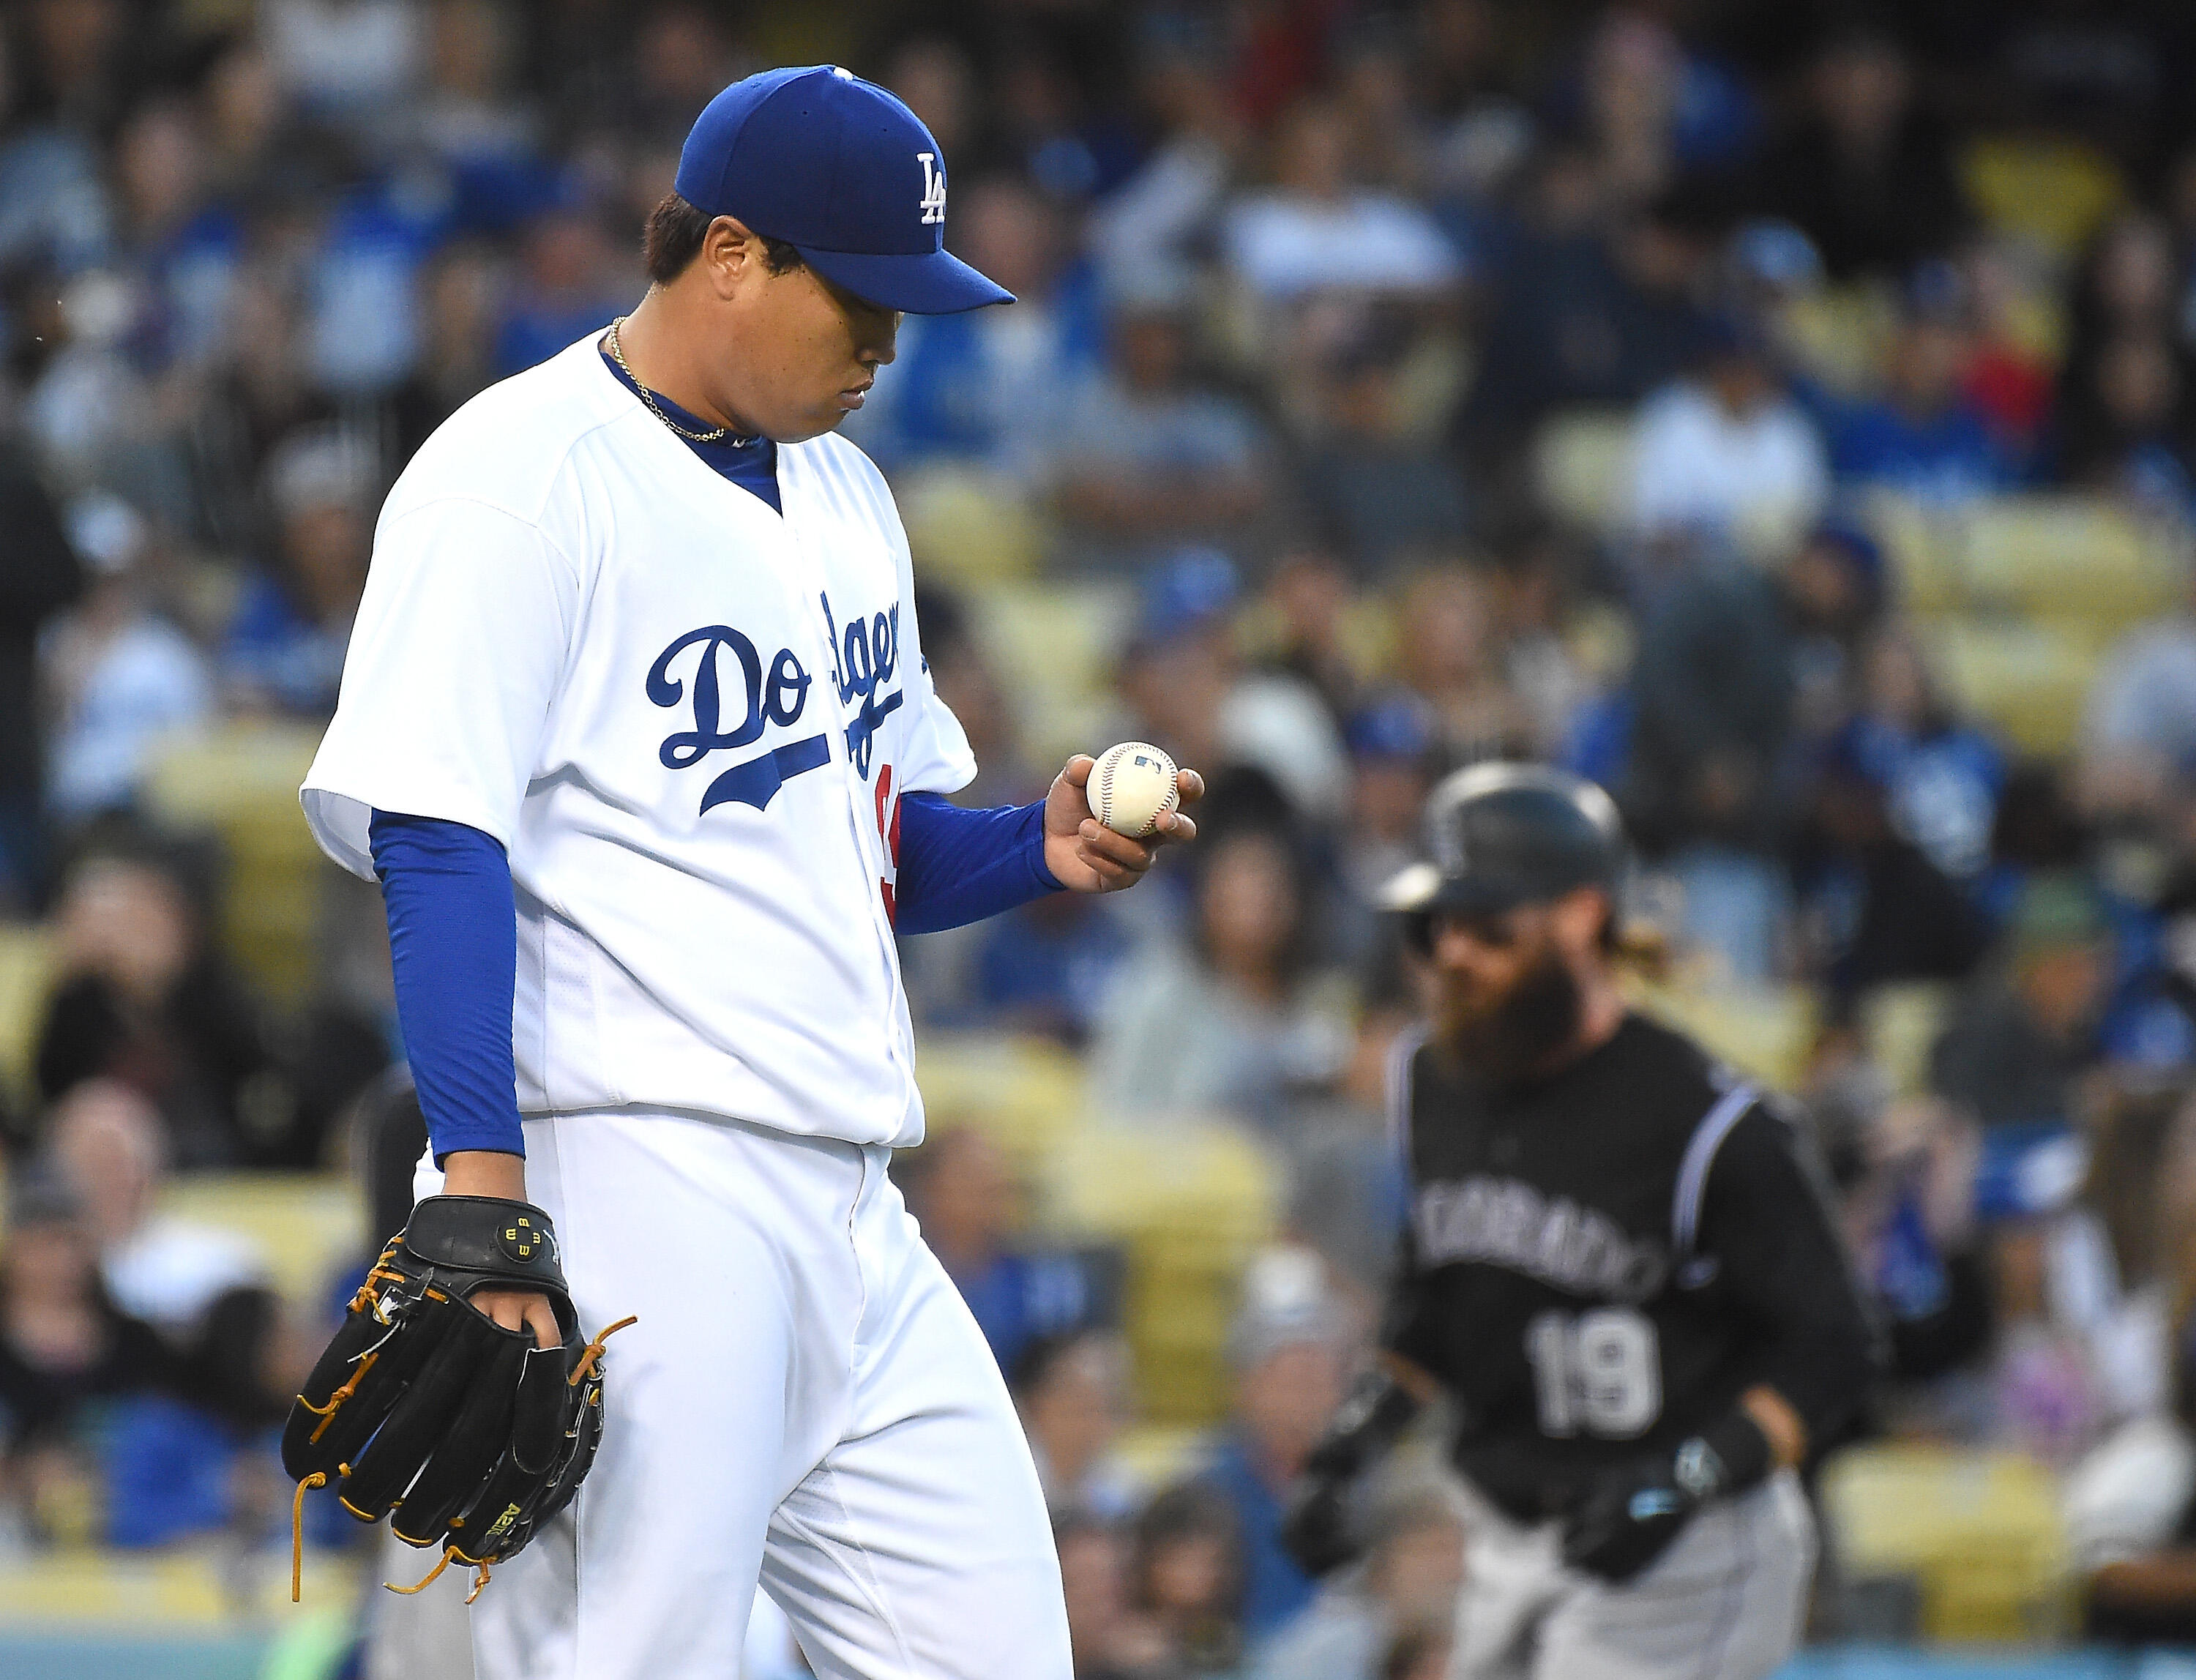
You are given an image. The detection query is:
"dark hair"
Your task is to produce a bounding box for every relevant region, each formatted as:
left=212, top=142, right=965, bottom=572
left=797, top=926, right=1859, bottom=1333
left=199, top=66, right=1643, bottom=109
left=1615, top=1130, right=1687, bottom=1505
left=1009, top=1330, right=1085, bottom=1401
left=1129, top=1479, right=1244, bottom=1612
left=1129, top=1480, right=1246, bottom=1665
left=643, top=193, right=804, bottom=285
left=1382, top=1627, right=1452, bottom=1680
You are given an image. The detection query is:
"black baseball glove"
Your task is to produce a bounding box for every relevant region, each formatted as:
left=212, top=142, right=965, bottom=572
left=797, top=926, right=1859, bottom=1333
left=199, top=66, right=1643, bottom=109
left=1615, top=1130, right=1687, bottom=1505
left=1560, top=1415, right=1771, bottom=1583
left=1280, top=1370, right=1424, bottom=1578
left=283, top=1195, right=634, bottom=1602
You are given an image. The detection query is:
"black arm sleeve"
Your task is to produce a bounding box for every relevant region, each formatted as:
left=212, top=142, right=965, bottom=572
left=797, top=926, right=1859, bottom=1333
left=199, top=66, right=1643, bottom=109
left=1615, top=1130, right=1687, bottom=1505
left=1378, top=1213, right=1443, bottom=1375
left=1696, top=1106, right=1879, bottom=1452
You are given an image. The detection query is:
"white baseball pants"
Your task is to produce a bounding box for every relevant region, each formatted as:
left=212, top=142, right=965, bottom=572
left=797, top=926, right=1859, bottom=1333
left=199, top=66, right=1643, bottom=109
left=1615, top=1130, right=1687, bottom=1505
left=1449, top=1469, right=1816, bottom=1680
left=417, top=1108, right=1072, bottom=1680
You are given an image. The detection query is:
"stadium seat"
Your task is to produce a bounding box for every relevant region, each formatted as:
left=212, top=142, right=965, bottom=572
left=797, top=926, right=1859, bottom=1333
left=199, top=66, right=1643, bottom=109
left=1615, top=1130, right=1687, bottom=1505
left=914, top=1041, right=1282, bottom=1422
left=1861, top=982, right=1957, bottom=1097
left=140, top=724, right=328, bottom=1004
left=0, top=924, right=53, bottom=1111
left=1960, top=136, right=2125, bottom=259
left=967, top=580, right=1135, bottom=772
left=894, top=464, right=1045, bottom=585
left=1916, top=618, right=2103, bottom=758
left=1110, top=1423, right=1208, bottom=1494
left=1820, top=1444, right=2072, bottom=1643
left=156, top=1173, right=364, bottom=1309
left=1531, top=407, right=1636, bottom=537
left=913, top=1032, right=1088, bottom=1184
left=1779, top=284, right=1900, bottom=398
left=1866, top=494, right=1966, bottom=616
left=1957, top=496, right=2184, bottom=630
left=1632, top=982, right=1816, bottom=1091
left=1047, top=1120, right=1280, bottom=1425
left=0, top=1550, right=359, bottom=1630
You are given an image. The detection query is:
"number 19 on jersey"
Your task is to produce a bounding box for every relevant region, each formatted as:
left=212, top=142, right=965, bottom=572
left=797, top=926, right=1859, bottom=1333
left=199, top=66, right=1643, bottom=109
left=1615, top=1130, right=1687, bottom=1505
left=1525, top=1308, right=1662, bottom=1438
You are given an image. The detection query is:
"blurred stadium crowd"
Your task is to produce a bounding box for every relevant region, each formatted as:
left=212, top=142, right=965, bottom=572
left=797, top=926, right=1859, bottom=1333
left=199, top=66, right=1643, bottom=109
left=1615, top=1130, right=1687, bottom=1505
left=13, top=0, right=2196, bottom=1674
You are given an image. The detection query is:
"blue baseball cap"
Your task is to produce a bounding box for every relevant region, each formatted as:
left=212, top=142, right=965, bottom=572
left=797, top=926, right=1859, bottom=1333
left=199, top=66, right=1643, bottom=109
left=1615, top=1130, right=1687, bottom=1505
left=1131, top=545, right=1239, bottom=649
left=674, top=65, right=1013, bottom=316
left=1345, top=695, right=1434, bottom=764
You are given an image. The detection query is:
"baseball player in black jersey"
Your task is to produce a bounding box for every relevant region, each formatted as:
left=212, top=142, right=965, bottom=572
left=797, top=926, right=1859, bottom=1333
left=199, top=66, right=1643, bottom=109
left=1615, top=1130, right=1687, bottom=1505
left=1284, top=764, right=1875, bottom=1680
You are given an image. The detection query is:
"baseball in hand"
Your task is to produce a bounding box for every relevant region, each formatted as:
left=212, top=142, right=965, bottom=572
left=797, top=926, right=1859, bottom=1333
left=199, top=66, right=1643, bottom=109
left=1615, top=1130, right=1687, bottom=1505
left=1090, top=742, right=1181, bottom=839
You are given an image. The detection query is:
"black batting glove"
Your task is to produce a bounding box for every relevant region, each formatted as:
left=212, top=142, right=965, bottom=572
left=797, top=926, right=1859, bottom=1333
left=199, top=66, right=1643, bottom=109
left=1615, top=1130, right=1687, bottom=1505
left=1277, top=1370, right=1423, bottom=1578
left=1280, top=1474, right=1360, bottom=1578
left=1559, top=1455, right=1697, bottom=1583
left=1561, top=1415, right=1771, bottom=1583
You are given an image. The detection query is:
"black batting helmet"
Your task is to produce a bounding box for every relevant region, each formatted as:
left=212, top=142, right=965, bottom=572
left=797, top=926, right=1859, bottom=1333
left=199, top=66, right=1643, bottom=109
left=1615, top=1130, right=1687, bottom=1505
left=1379, top=762, right=1627, bottom=920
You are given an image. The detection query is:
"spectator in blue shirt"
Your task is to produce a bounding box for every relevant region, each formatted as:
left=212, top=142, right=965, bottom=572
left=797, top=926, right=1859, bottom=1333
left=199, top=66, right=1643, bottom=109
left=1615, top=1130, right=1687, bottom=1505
left=896, top=1127, right=1106, bottom=1376
left=224, top=425, right=376, bottom=717
left=1845, top=624, right=2008, bottom=885
left=490, top=204, right=630, bottom=377
left=1198, top=1250, right=1347, bottom=1646
left=1820, top=264, right=2016, bottom=504
left=1050, top=280, right=1277, bottom=570
left=0, top=1171, right=173, bottom=1546
left=112, top=97, right=244, bottom=374
left=968, top=891, right=1132, bottom=1047
left=845, top=173, right=1103, bottom=482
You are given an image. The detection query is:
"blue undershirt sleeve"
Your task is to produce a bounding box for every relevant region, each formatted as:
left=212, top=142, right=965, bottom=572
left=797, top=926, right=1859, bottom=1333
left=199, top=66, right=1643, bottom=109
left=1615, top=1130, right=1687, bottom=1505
left=893, top=792, right=1065, bottom=936
left=368, top=810, right=526, bottom=1164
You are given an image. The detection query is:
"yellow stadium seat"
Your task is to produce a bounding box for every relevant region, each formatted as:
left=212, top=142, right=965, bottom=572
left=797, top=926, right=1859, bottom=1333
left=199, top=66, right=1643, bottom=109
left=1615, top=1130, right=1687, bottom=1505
left=893, top=464, right=1045, bottom=586
left=1113, top=1422, right=1209, bottom=1493
left=1919, top=616, right=2102, bottom=758
left=1820, top=1443, right=2072, bottom=1642
left=1631, top=983, right=1815, bottom=1092
left=915, top=1041, right=1281, bottom=1422
left=1047, top=1121, right=1280, bottom=1425
left=157, top=1171, right=364, bottom=1308
left=0, top=923, right=52, bottom=1110
left=1235, top=591, right=1400, bottom=695
left=0, top=1550, right=359, bottom=1627
left=141, top=723, right=328, bottom=1005
left=1961, top=136, right=2125, bottom=258
left=1779, top=284, right=1900, bottom=397
left=1861, top=982, right=1957, bottom=1098
left=1340, top=593, right=1403, bottom=689
left=1532, top=407, right=1635, bottom=537
left=1864, top=493, right=1966, bottom=616
left=969, top=580, right=1135, bottom=771
left=1959, top=496, right=2186, bottom=630
left=914, top=1031, right=1089, bottom=1188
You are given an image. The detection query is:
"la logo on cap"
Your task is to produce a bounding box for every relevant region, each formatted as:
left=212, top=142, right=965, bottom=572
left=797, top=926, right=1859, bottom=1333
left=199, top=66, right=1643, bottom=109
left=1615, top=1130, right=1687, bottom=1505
left=916, top=152, right=946, bottom=225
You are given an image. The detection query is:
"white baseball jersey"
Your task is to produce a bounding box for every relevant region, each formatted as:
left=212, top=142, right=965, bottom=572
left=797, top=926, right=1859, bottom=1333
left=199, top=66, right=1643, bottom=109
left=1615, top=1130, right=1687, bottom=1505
left=302, top=332, right=976, bottom=1149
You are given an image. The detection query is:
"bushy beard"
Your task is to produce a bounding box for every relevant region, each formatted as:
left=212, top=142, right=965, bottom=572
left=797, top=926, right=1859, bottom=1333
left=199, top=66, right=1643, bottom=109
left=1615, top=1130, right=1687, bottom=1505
left=1437, top=946, right=1586, bottom=1085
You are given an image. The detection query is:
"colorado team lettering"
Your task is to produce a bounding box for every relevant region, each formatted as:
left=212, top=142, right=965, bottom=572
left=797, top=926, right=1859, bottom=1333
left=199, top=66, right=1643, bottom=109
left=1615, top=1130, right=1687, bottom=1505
left=1413, top=1176, right=1668, bottom=1302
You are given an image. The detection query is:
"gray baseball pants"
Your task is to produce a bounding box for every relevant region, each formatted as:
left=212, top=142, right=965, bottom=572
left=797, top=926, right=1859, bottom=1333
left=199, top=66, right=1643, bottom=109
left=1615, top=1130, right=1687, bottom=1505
left=1450, top=1469, right=1816, bottom=1680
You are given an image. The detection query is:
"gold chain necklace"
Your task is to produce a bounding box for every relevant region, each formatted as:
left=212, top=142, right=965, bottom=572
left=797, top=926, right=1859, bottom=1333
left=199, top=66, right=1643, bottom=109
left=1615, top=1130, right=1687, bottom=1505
left=605, top=316, right=754, bottom=446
